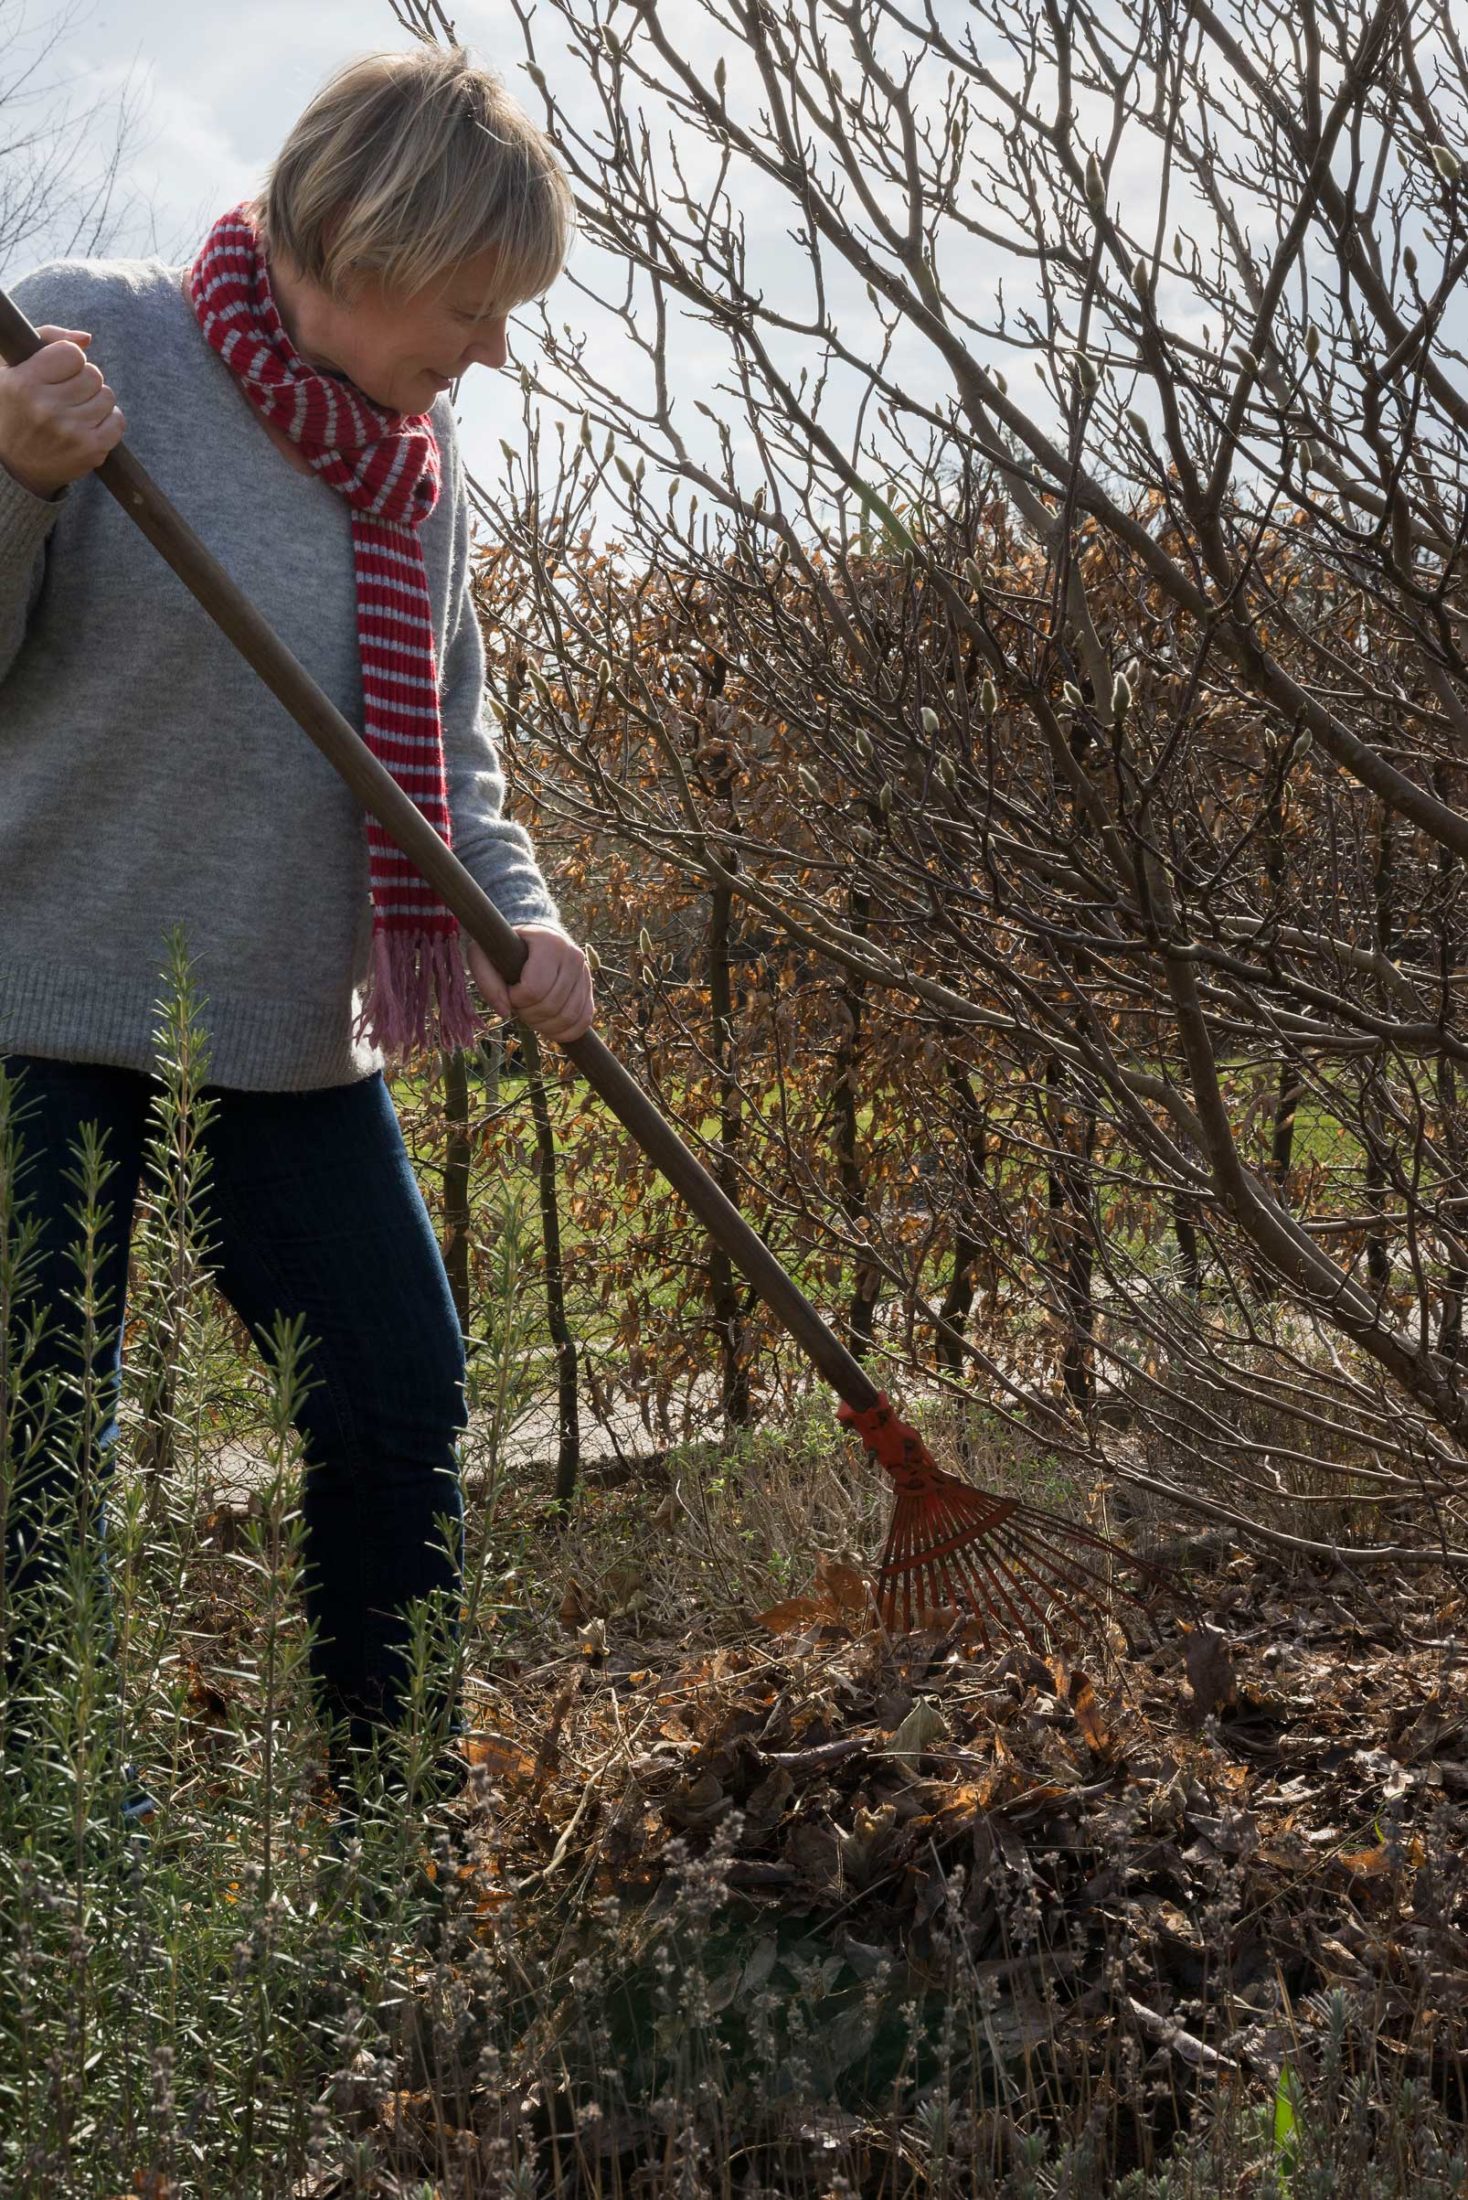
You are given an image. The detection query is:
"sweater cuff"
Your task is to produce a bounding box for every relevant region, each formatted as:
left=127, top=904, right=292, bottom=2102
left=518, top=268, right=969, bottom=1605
left=0, top=461, right=68, bottom=552
left=513, top=914, right=580, bottom=946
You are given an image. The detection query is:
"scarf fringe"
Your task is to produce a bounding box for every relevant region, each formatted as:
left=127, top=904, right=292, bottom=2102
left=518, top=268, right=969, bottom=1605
left=354, top=923, right=488, bottom=1066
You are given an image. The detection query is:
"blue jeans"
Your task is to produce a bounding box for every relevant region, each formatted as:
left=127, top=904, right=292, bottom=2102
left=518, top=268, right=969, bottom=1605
left=0, top=1052, right=468, bottom=1774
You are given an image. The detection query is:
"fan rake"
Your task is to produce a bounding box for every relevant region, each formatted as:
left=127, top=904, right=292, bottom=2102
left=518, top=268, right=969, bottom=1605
left=0, top=279, right=1177, bottom=1657
left=838, top=1392, right=1170, bottom=1645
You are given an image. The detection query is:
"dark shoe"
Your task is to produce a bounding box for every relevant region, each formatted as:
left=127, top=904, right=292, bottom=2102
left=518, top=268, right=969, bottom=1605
left=119, top=1758, right=161, bottom=1834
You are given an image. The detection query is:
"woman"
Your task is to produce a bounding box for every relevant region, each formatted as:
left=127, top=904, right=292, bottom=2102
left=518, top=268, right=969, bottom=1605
left=0, top=44, right=593, bottom=1828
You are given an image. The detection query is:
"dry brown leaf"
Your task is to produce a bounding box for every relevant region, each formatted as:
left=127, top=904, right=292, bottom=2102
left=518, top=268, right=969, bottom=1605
left=533, top=1674, right=581, bottom=1786
left=1335, top=1844, right=1391, bottom=1877
left=558, top=1577, right=591, bottom=1631
left=1185, top=1623, right=1238, bottom=1718
left=887, top=1696, right=951, bottom=1775
left=755, top=1595, right=833, bottom=1635
left=744, top=1764, right=795, bottom=1833
left=933, top=1777, right=999, bottom=1827
left=815, top=1554, right=870, bottom=1614
left=663, top=1768, right=731, bottom=1829
left=838, top=1801, right=899, bottom=1887
left=1050, top=1658, right=1116, bottom=1758
left=464, top=1731, right=537, bottom=1789
left=604, top=1561, right=647, bottom=1615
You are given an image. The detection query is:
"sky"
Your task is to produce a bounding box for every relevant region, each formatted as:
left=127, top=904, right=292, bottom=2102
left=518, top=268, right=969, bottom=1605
left=1, top=0, right=622, bottom=498
left=6, top=1, right=1449, bottom=550
left=2, top=0, right=1020, bottom=544
left=1, top=0, right=879, bottom=530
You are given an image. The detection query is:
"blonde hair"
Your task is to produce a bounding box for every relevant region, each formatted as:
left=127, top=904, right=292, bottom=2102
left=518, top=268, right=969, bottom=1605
left=257, top=44, right=574, bottom=311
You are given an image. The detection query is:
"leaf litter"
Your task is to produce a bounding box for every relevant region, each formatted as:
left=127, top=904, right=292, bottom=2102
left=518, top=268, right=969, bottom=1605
left=446, top=1537, right=1468, bottom=2130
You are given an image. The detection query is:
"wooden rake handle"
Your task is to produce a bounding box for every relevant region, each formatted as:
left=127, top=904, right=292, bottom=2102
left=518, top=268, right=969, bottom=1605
left=0, top=283, right=882, bottom=1416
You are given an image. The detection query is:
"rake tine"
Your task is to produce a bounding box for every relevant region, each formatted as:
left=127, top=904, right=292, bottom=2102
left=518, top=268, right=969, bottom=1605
left=997, top=1515, right=1130, bottom=1610
left=956, top=1519, right=1067, bottom=1644
left=996, top=1513, right=1177, bottom=1648
left=1016, top=1515, right=1172, bottom=1625
left=998, top=1516, right=1141, bottom=1623
left=898, top=1492, right=1039, bottom=1642
left=924, top=1486, right=1097, bottom=1639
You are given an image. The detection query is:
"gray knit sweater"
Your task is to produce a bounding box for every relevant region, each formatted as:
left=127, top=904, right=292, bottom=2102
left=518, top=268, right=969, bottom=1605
left=0, top=254, right=564, bottom=1092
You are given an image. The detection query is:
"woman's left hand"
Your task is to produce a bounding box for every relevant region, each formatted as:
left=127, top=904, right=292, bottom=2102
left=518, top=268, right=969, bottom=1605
left=466, top=925, right=595, bottom=1044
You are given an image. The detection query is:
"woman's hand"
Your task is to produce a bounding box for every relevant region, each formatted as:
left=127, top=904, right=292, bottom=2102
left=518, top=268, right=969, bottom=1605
left=0, top=327, right=127, bottom=499
left=466, top=925, right=595, bottom=1044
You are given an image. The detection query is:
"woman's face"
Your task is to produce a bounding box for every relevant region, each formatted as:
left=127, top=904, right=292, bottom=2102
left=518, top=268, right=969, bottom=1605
left=270, top=241, right=512, bottom=416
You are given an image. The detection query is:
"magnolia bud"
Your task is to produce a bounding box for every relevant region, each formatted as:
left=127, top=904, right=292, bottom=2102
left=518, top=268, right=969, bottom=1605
left=994, top=369, right=1007, bottom=396
left=1084, top=151, right=1104, bottom=208
left=714, top=56, right=727, bottom=98
left=580, top=414, right=594, bottom=447
left=901, top=548, right=916, bottom=580
left=585, top=942, right=601, bottom=974
left=601, top=25, right=623, bottom=54
left=1133, top=254, right=1150, bottom=292
left=938, top=755, right=958, bottom=789
left=1305, top=323, right=1321, bottom=360
left=1297, top=438, right=1317, bottom=472
left=980, top=677, right=998, bottom=717
left=1111, top=671, right=1132, bottom=717
left=964, top=556, right=984, bottom=589
left=615, top=455, right=637, bottom=487
left=751, top=485, right=766, bottom=512
left=526, top=61, right=548, bottom=92
left=1126, top=408, right=1150, bottom=439
left=921, top=706, right=940, bottom=734
left=854, top=728, right=874, bottom=761
left=638, top=927, right=654, bottom=958
left=1235, top=345, right=1261, bottom=374
left=1431, top=143, right=1462, bottom=181
left=1290, top=729, right=1313, bottom=761
left=1404, top=244, right=1419, bottom=278
left=596, top=656, right=613, bottom=691
left=1076, top=353, right=1100, bottom=394
left=878, top=782, right=894, bottom=815
left=1062, top=681, right=1083, bottom=708
left=798, top=764, right=821, bottom=797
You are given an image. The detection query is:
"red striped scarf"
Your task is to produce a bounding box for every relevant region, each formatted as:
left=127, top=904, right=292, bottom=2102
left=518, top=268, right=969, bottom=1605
left=187, top=201, right=486, bottom=1067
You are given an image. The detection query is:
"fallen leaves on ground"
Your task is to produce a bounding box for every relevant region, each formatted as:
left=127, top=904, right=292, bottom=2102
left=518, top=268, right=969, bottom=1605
left=446, top=1541, right=1468, bottom=2116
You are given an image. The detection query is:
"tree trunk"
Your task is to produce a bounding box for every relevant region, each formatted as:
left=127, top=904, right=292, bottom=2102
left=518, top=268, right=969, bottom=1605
left=937, top=1063, right=988, bottom=1373
left=706, top=874, right=751, bottom=1424
left=1367, top=802, right=1398, bottom=1295
left=440, top=1046, right=472, bottom=1338
left=521, top=1028, right=580, bottom=1504
left=1173, top=1194, right=1202, bottom=1296
left=1045, top=1055, right=1097, bottom=1411
left=831, top=885, right=880, bottom=1356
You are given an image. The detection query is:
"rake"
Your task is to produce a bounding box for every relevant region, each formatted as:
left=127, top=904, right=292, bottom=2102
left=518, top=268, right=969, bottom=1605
left=0, top=284, right=1173, bottom=1651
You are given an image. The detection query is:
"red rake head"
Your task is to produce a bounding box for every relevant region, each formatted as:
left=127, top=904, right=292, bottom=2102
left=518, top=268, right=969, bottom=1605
left=838, top=1392, right=1172, bottom=1649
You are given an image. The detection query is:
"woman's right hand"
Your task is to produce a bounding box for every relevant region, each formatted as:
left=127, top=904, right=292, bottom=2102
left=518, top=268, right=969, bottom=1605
left=0, top=327, right=126, bottom=499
